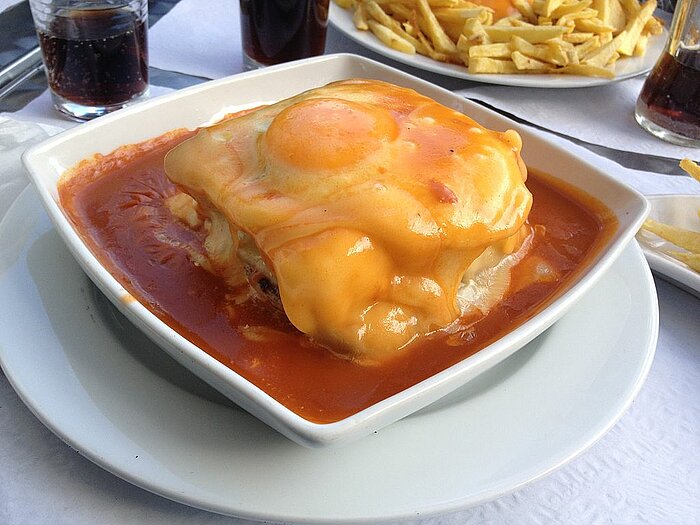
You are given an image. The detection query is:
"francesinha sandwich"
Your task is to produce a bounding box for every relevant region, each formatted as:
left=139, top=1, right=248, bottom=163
left=164, top=79, right=533, bottom=364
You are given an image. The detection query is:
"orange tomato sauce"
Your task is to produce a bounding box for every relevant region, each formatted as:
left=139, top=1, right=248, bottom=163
left=59, top=129, right=617, bottom=424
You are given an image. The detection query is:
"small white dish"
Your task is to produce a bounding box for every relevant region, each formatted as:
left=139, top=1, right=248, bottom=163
left=22, top=53, right=649, bottom=448
left=329, top=4, right=665, bottom=88
left=637, top=194, right=700, bottom=298
left=0, top=188, right=658, bottom=520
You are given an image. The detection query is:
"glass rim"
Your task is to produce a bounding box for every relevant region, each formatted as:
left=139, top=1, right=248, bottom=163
left=28, top=0, right=148, bottom=14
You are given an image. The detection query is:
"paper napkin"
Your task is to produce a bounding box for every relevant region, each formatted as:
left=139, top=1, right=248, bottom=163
left=149, top=0, right=243, bottom=80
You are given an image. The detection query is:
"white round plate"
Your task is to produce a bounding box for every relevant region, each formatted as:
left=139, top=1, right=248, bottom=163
left=329, top=4, right=666, bottom=88
left=637, top=194, right=700, bottom=298
left=0, top=188, right=658, bottom=523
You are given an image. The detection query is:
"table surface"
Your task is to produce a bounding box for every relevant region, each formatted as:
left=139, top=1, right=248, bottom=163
left=0, top=1, right=698, bottom=524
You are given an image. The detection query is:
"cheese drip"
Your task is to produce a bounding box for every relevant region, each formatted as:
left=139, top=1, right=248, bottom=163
left=165, top=79, right=532, bottom=363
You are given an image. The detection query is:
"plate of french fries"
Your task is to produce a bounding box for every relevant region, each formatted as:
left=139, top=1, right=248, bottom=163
left=637, top=160, right=700, bottom=298
left=331, top=0, right=666, bottom=87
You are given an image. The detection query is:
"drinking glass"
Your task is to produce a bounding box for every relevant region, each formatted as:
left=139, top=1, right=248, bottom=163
left=239, top=0, right=330, bottom=70
left=29, top=0, right=149, bottom=121
left=635, top=0, right=700, bottom=147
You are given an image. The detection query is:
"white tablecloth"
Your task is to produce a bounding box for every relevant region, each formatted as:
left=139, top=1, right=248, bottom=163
left=1, top=1, right=699, bottom=524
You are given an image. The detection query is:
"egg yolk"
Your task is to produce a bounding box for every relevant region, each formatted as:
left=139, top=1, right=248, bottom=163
left=475, top=0, right=527, bottom=20
left=263, top=98, right=399, bottom=171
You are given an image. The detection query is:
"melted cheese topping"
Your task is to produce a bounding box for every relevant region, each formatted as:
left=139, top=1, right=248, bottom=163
left=164, top=79, right=532, bottom=363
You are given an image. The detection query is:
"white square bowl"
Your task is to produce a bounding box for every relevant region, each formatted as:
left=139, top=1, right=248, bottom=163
left=23, top=54, right=649, bottom=448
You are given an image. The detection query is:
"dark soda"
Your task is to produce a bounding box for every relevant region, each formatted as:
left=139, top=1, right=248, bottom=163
left=239, top=0, right=329, bottom=67
left=636, top=47, right=700, bottom=141
left=38, top=5, right=148, bottom=107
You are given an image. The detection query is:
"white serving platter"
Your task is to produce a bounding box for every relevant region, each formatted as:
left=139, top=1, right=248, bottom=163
left=22, top=53, right=649, bottom=448
left=329, top=4, right=666, bottom=88
left=0, top=188, right=658, bottom=521
left=637, top=194, right=700, bottom=298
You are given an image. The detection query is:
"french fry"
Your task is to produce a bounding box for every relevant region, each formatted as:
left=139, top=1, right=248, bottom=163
left=433, top=6, right=492, bottom=23
left=581, top=37, right=618, bottom=65
left=609, top=0, right=628, bottom=33
left=643, top=219, right=700, bottom=254
left=469, top=42, right=513, bottom=57
left=563, top=31, right=594, bottom=43
left=593, top=0, right=626, bottom=33
left=575, top=17, right=616, bottom=32
left=541, top=0, right=566, bottom=16
left=551, top=0, right=593, bottom=18
left=599, top=30, right=614, bottom=44
left=680, top=159, right=700, bottom=183
left=436, top=8, right=492, bottom=39
left=385, top=3, right=414, bottom=20
left=633, top=32, right=649, bottom=56
left=484, top=24, right=568, bottom=43
left=458, top=17, right=491, bottom=50
left=493, top=15, right=525, bottom=26
left=374, top=0, right=461, bottom=6
left=512, top=50, right=557, bottom=70
left=546, top=38, right=576, bottom=63
left=666, top=251, right=700, bottom=272
left=560, top=43, right=581, bottom=63
left=574, top=34, right=601, bottom=59
left=512, top=0, right=538, bottom=23
left=417, top=31, right=462, bottom=61
left=416, top=0, right=458, bottom=52
left=512, top=35, right=570, bottom=65
left=352, top=1, right=369, bottom=30
left=644, top=16, right=664, bottom=36
left=557, top=8, right=599, bottom=28
left=617, top=0, right=641, bottom=18
left=367, top=19, right=417, bottom=53
left=616, top=0, right=657, bottom=55
left=469, top=56, right=520, bottom=72
left=366, top=1, right=429, bottom=53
